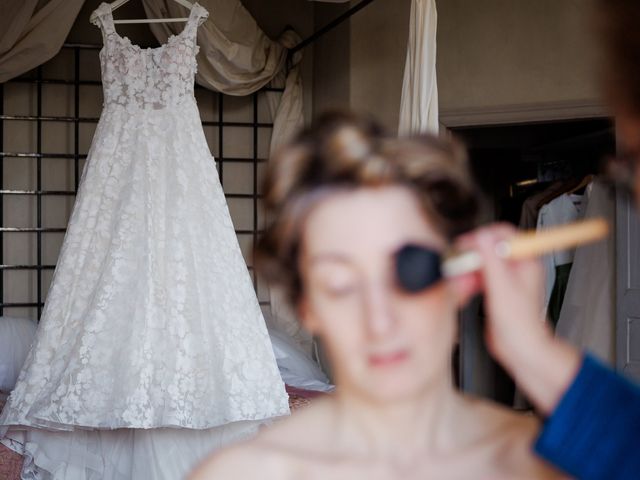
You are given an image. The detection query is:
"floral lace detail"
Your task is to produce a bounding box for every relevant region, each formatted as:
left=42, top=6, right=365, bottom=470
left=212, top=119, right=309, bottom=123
left=92, top=2, right=207, bottom=111
left=0, top=1, right=290, bottom=432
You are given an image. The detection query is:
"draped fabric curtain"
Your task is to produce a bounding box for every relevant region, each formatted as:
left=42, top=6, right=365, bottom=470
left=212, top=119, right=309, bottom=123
left=264, top=39, right=308, bottom=353
left=261, top=29, right=311, bottom=355
left=263, top=31, right=304, bottom=155
left=0, top=0, right=86, bottom=83
left=398, top=0, right=438, bottom=135
left=143, top=0, right=307, bottom=350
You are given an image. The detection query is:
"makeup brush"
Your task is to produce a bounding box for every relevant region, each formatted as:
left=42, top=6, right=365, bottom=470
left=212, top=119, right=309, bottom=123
left=395, top=218, right=609, bottom=293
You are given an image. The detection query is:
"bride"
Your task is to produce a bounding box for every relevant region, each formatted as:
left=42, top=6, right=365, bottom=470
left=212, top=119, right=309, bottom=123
left=190, top=112, right=566, bottom=479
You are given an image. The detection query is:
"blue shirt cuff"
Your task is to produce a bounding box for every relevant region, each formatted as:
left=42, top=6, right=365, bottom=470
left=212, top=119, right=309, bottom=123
left=534, top=354, right=640, bottom=479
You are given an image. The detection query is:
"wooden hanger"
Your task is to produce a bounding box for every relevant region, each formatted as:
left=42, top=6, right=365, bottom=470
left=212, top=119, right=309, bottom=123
left=565, top=174, right=594, bottom=195
left=90, top=0, right=195, bottom=25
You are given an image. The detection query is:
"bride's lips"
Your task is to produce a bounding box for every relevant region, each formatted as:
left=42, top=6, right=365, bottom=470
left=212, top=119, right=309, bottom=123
left=368, top=350, right=409, bottom=367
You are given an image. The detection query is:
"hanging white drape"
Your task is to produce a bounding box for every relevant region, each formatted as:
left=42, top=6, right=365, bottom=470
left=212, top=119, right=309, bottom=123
left=398, top=0, right=438, bottom=135
left=264, top=30, right=304, bottom=155
left=0, top=0, right=85, bottom=83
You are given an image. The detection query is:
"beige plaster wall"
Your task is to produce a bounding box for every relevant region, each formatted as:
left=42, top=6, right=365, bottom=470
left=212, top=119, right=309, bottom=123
left=312, top=0, right=602, bottom=131
left=437, top=0, right=600, bottom=113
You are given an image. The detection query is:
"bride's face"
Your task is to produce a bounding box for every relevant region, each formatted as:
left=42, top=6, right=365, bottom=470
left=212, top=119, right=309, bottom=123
left=299, top=186, right=461, bottom=402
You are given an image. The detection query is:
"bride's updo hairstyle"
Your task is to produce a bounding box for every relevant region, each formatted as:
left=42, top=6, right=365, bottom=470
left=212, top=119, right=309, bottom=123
left=257, top=111, right=480, bottom=306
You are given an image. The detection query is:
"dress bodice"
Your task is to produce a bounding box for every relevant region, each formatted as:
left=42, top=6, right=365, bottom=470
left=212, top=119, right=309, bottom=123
left=91, top=2, right=208, bottom=112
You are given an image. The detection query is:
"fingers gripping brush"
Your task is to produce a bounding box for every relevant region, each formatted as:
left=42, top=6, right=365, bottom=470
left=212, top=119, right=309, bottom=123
left=394, top=219, right=609, bottom=293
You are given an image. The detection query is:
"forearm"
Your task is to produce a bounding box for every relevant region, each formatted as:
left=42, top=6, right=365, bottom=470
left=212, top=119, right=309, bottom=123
left=462, top=225, right=640, bottom=478
left=492, top=327, right=581, bottom=416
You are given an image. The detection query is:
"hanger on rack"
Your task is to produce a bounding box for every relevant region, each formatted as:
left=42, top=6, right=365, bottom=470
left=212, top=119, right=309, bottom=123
left=90, top=0, right=195, bottom=25
left=565, top=174, right=594, bottom=195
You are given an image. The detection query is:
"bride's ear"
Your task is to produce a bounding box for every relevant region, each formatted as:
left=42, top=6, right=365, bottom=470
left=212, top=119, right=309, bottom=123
left=448, top=271, right=482, bottom=308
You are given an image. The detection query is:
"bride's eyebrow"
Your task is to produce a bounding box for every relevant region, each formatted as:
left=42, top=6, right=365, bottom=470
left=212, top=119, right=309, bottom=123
left=307, top=253, right=353, bottom=266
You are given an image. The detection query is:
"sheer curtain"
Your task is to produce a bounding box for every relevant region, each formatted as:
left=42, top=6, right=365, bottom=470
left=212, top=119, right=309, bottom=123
left=0, top=0, right=85, bottom=83
left=398, top=0, right=438, bottom=135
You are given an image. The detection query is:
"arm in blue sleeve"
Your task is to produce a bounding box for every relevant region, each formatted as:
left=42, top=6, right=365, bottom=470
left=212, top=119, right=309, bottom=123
left=534, top=354, right=640, bottom=479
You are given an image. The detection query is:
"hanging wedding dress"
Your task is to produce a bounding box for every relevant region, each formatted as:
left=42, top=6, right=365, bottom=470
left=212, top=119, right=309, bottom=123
left=0, top=3, right=289, bottom=478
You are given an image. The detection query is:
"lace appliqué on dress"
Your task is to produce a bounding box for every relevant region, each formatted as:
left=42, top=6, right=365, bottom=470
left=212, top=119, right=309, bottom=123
left=0, top=2, right=289, bottom=434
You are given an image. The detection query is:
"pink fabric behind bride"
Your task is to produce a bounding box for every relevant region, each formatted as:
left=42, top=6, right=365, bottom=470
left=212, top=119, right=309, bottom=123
left=0, top=395, right=22, bottom=480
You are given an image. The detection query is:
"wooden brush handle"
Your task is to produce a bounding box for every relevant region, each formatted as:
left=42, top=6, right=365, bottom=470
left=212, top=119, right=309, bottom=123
left=442, top=218, right=609, bottom=278
left=496, top=218, right=609, bottom=259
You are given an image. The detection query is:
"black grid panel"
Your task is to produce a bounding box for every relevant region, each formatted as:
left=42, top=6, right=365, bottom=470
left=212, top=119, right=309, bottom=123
left=0, top=44, right=280, bottom=320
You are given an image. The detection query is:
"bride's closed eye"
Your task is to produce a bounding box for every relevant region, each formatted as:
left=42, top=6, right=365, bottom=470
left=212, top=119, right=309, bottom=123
left=321, top=279, right=358, bottom=298
left=309, top=264, right=360, bottom=299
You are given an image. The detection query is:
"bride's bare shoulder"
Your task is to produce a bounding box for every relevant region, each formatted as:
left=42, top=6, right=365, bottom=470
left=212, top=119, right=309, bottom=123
left=189, top=398, right=335, bottom=480
left=463, top=395, right=539, bottom=431
left=465, top=398, right=568, bottom=478
left=188, top=440, right=288, bottom=480
left=261, top=395, right=335, bottom=439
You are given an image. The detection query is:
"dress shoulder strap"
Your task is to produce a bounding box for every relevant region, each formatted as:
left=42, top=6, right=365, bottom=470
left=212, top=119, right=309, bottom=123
left=190, top=3, right=209, bottom=28
left=90, top=3, right=116, bottom=37
left=181, top=3, right=209, bottom=42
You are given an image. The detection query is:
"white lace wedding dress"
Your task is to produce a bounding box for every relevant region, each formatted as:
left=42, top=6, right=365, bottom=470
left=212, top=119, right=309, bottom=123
left=0, top=3, right=289, bottom=478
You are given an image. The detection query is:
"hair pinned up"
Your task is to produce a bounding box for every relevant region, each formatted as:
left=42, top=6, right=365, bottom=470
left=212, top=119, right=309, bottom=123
left=257, top=111, right=480, bottom=307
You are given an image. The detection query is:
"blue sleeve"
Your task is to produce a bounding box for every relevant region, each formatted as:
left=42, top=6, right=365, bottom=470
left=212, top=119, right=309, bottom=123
left=534, top=354, right=640, bottom=479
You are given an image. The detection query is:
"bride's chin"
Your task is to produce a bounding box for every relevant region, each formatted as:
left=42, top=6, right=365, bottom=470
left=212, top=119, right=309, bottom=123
left=355, top=374, right=437, bottom=404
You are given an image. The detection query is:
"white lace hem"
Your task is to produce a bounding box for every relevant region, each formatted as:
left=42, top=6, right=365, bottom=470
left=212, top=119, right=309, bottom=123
left=1, top=421, right=263, bottom=480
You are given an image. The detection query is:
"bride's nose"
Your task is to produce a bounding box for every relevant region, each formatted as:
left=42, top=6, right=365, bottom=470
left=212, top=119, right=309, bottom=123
left=362, top=281, right=397, bottom=339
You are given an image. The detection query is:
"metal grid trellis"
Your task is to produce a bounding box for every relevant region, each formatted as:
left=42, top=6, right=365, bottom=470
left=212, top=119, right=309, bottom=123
left=0, top=43, right=280, bottom=319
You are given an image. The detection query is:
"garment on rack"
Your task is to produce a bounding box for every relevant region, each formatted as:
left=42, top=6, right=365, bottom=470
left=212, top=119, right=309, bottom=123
left=519, top=181, right=565, bottom=230
left=536, top=189, right=589, bottom=315
left=556, top=181, right=615, bottom=363
left=0, top=3, right=289, bottom=479
left=519, top=178, right=583, bottom=230
left=547, top=263, right=572, bottom=327
left=513, top=178, right=588, bottom=410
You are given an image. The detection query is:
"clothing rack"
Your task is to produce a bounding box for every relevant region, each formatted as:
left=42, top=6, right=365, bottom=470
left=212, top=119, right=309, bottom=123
left=453, top=119, right=615, bottom=404
left=0, top=43, right=279, bottom=319
left=289, top=0, right=378, bottom=54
